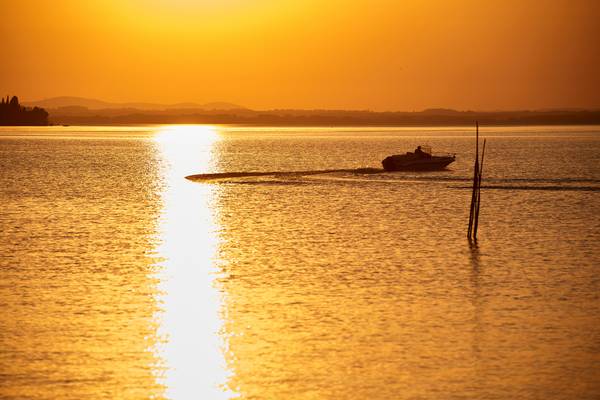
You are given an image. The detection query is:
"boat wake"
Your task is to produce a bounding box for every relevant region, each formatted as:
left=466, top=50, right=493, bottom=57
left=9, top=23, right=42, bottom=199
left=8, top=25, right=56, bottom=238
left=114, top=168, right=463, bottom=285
left=186, top=170, right=600, bottom=192
left=452, top=184, right=600, bottom=192
left=185, top=168, right=383, bottom=182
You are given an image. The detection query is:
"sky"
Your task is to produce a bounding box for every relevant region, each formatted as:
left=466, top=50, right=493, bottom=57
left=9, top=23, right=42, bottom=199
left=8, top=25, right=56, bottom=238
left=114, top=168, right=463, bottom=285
left=1, top=0, right=599, bottom=111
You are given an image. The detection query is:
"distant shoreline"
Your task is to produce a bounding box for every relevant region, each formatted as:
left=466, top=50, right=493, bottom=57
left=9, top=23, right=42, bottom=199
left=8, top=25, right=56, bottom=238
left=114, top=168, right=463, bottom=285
left=45, top=109, right=600, bottom=127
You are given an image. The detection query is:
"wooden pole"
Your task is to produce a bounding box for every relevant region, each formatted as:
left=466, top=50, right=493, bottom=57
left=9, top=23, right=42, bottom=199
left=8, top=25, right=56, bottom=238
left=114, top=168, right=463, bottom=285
left=467, top=121, right=479, bottom=238
left=472, top=139, right=486, bottom=240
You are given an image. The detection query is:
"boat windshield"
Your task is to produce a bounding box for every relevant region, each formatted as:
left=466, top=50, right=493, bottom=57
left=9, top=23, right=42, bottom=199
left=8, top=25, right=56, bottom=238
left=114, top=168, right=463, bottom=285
left=421, top=145, right=432, bottom=155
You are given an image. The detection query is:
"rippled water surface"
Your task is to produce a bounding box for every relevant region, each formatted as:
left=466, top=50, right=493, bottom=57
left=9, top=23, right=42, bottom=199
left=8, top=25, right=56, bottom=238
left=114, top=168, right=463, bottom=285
left=1, top=125, right=599, bottom=399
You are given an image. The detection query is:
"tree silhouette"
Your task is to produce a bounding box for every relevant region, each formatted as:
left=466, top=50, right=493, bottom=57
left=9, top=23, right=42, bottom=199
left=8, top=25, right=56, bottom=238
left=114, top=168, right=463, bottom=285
left=0, top=95, right=49, bottom=125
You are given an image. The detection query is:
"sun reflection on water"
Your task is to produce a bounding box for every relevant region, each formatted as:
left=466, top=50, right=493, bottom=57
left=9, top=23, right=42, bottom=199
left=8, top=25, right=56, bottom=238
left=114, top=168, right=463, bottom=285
left=153, top=125, right=233, bottom=399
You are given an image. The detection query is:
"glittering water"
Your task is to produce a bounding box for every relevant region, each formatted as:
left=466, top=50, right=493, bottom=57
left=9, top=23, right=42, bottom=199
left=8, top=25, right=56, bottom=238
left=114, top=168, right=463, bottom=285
left=1, top=125, right=599, bottom=399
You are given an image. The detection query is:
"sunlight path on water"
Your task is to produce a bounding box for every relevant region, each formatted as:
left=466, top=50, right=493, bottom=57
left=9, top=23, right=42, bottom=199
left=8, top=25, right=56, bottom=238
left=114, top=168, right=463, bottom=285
left=153, top=125, right=234, bottom=399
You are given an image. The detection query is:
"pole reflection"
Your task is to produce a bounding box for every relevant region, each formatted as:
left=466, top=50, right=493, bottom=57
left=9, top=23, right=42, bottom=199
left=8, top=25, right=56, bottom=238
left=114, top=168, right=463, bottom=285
left=153, top=125, right=234, bottom=399
left=468, top=240, right=484, bottom=361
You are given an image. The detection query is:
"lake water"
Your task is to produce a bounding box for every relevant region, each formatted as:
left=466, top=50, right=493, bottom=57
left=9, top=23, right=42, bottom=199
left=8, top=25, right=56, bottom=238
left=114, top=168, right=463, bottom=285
left=1, top=125, right=599, bottom=399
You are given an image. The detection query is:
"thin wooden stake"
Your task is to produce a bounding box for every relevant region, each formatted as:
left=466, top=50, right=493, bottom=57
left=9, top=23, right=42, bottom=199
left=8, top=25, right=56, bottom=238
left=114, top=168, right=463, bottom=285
left=467, top=121, right=479, bottom=238
left=472, top=139, right=486, bottom=240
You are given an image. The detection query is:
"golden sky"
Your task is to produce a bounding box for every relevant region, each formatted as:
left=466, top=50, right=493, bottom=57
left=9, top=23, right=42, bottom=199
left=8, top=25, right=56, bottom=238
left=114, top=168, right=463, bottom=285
left=1, top=0, right=599, bottom=110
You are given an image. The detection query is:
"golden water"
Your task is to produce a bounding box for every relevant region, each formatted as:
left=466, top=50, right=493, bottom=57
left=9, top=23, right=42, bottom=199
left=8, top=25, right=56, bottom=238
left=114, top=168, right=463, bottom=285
left=1, top=125, right=599, bottom=399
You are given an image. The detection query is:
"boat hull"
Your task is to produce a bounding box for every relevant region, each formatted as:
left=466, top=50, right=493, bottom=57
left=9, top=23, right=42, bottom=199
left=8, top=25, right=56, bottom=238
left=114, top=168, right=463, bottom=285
left=382, top=155, right=456, bottom=171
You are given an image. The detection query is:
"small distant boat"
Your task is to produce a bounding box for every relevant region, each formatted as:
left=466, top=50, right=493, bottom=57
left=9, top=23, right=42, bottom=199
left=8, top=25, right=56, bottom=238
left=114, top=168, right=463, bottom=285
left=382, top=145, right=456, bottom=171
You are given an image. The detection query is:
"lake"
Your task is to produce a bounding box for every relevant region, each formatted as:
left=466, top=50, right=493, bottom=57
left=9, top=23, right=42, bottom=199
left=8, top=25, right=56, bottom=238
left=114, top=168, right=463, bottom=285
left=1, top=125, right=599, bottom=399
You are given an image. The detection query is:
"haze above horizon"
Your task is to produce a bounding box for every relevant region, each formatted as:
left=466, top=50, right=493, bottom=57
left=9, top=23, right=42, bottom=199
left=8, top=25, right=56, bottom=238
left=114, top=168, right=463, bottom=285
left=1, top=0, right=599, bottom=111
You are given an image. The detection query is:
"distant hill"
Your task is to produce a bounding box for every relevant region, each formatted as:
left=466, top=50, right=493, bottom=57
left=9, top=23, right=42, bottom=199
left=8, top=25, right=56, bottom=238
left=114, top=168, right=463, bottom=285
left=18, top=96, right=600, bottom=126
left=22, top=96, right=245, bottom=111
left=421, top=108, right=463, bottom=115
left=45, top=107, right=600, bottom=126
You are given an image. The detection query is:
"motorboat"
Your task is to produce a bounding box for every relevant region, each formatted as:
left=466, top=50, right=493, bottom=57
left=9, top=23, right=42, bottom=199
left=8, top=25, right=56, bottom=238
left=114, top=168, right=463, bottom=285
left=382, top=145, right=455, bottom=171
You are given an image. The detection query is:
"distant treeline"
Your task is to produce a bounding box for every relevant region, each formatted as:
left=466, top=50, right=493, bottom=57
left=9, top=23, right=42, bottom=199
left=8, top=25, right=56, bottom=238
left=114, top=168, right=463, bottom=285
left=0, top=96, right=49, bottom=126
left=48, top=107, right=600, bottom=126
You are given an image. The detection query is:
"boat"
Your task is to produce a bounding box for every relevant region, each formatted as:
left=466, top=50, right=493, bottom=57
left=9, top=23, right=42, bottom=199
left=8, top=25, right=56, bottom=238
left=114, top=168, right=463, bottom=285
left=382, top=145, right=455, bottom=171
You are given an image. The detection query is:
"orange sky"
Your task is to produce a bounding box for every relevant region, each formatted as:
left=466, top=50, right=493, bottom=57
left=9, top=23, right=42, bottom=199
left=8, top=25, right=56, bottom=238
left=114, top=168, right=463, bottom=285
left=1, top=0, right=599, bottom=110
